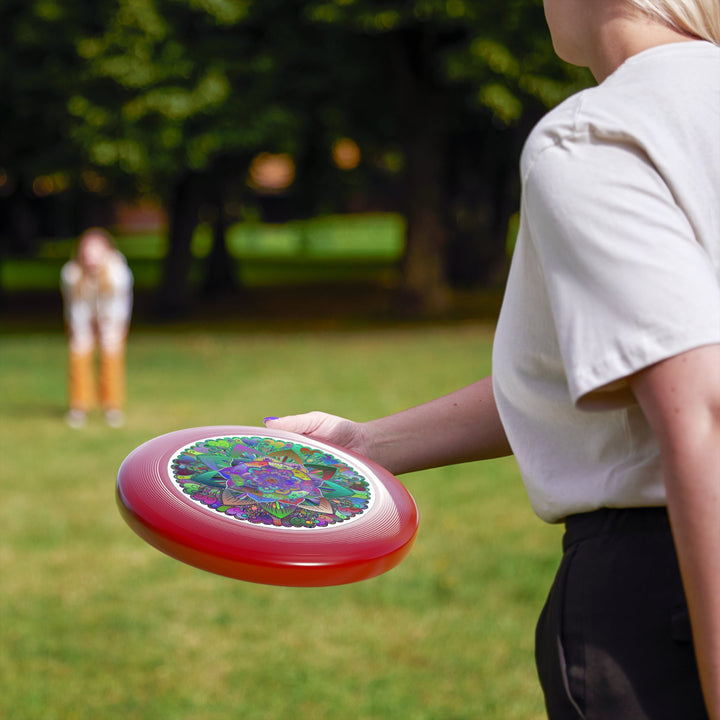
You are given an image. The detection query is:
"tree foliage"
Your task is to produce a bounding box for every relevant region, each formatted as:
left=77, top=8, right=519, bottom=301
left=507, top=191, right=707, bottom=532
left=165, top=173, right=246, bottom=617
left=0, top=0, right=593, bottom=314
left=298, top=0, right=591, bottom=310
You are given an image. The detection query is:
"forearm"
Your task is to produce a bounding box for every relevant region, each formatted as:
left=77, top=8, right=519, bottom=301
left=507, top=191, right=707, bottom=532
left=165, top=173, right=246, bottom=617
left=360, top=375, right=512, bottom=475
left=663, top=438, right=720, bottom=719
left=631, top=344, right=720, bottom=718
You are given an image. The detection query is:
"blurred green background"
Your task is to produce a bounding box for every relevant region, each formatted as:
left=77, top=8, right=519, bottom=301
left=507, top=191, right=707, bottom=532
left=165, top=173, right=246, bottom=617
left=0, top=0, right=591, bottom=318
left=0, top=2, right=589, bottom=717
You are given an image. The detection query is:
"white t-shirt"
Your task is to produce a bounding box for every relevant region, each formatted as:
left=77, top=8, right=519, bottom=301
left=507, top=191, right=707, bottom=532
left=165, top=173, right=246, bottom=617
left=61, top=250, right=134, bottom=353
left=492, top=41, right=720, bottom=523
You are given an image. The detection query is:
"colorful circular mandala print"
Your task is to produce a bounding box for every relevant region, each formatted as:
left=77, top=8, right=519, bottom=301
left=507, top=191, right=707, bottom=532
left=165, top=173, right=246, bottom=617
left=170, top=436, right=373, bottom=528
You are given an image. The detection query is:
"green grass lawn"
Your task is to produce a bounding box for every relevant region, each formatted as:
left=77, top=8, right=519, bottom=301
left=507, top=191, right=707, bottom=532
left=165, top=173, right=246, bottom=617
left=0, top=323, right=561, bottom=720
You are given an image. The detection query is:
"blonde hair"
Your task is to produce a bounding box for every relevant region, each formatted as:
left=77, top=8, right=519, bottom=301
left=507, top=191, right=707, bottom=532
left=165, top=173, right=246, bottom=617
left=627, top=0, right=720, bottom=44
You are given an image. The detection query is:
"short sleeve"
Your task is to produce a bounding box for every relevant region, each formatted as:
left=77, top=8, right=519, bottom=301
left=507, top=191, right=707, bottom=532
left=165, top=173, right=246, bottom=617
left=98, top=255, right=134, bottom=331
left=525, top=136, right=720, bottom=407
left=60, top=261, right=81, bottom=294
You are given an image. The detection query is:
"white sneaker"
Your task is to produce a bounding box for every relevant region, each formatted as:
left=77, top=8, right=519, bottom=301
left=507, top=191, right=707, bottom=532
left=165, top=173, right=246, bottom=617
left=104, top=409, right=125, bottom=428
left=66, top=409, right=87, bottom=429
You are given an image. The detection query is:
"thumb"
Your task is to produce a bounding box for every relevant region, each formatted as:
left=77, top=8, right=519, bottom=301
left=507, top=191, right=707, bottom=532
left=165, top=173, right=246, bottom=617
left=263, top=411, right=331, bottom=437
left=263, top=412, right=360, bottom=450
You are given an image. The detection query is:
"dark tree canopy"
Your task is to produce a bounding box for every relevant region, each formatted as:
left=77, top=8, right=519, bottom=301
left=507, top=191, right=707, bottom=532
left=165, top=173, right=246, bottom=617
left=0, top=0, right=593, bottom=314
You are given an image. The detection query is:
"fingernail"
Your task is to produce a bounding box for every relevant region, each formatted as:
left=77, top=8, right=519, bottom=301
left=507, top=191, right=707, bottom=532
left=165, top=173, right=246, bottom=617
left=263, top=416, right=279, bottom=424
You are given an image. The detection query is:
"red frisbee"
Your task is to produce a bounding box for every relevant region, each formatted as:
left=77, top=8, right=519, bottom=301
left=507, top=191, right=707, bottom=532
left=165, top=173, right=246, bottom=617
left=116, top=426, right=419, bottom=587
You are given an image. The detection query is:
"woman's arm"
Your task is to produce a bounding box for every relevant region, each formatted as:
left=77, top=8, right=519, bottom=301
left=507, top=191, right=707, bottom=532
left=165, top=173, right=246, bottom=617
left=265, top=375, right=512, bottom=475
left=630, top=343, right=720, bottom=719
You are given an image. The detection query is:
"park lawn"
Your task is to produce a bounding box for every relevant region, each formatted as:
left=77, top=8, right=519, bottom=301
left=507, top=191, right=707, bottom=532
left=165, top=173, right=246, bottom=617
left=0, top=323, right=561, bottom=720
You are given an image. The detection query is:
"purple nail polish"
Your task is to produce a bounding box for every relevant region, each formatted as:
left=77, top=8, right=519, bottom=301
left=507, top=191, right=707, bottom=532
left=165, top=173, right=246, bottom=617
left=263, top=416, right=279, bottom=424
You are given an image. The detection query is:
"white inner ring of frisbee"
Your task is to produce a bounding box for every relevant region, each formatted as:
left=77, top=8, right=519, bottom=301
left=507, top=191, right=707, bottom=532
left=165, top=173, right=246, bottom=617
left=167, top=433, right=378, bottom=530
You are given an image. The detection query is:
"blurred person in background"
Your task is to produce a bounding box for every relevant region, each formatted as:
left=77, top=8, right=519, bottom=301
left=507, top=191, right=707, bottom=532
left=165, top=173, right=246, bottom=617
left=61, top=227, right=133, bottom=428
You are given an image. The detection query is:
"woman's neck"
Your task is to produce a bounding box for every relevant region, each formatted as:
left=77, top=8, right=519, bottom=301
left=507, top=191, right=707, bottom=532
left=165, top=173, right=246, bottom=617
left=589, top=10, right=698, bottom=82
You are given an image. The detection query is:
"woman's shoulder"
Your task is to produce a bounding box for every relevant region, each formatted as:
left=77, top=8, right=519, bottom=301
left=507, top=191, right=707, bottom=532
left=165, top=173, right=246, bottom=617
left=103, top=250, right=134, bottom=287
left=522, top=42, right=720, bottom=182
left=520, top=90, right=592, bottom=180
left=520, top=76, right=645, bottom=179
left=61, top=259, right=83, bottom=287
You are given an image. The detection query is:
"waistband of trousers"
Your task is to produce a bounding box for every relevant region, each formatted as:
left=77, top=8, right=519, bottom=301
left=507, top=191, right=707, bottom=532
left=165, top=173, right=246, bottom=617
left=563, top=506, right=670, bottom=552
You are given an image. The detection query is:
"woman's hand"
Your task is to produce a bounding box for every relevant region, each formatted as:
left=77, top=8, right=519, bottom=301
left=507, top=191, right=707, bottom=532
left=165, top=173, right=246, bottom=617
left=264, top=412, right=370, bottom=457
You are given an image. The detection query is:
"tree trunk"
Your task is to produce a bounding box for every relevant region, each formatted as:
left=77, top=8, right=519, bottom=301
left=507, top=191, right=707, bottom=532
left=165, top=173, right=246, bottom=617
left=392, top=28, right=451, bottom=316
left=156, top=172, right=202, bottom=319
left=202, top=182, right=237, bottom=297
left=401, top=129, right=450, bottom=314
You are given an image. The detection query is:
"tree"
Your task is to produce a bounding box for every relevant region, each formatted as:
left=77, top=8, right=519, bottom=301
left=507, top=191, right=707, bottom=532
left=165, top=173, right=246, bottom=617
left=303, top=0, right=592, bottom=312
left=69, top=0, right=369, bottom=315
left=0, top=0, right=99, bottom=255
left=0, top=0, right=592, bottom=315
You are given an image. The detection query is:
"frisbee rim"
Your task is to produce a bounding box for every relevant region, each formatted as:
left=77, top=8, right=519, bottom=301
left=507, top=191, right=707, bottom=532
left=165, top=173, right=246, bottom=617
left=116, top=425, right=419, bottom=586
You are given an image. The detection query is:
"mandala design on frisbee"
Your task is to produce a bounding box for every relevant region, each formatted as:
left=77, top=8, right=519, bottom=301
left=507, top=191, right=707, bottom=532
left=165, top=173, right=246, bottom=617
left=170, top=436, right=373, bottom=529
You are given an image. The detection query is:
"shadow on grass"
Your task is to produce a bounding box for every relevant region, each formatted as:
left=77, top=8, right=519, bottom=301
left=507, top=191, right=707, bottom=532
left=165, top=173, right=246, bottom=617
left=0, top=282, right=505, bottom=336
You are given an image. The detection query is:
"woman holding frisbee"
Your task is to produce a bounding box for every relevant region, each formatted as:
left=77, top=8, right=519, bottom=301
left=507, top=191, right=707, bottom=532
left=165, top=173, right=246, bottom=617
left=266, top=0, right=720, bottom=717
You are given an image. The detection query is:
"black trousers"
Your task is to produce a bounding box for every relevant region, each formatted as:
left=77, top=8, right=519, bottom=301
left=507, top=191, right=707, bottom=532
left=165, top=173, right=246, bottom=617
left=535, top=507, right=708, bottom=719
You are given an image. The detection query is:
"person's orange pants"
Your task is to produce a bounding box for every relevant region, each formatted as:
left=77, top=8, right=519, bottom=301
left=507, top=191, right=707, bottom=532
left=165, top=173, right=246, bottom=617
left=68, top=345, right=125, bottom=412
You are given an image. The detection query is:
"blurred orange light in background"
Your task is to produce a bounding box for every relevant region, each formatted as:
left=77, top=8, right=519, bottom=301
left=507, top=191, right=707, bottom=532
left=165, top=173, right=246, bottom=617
left=32, top=176, right=54, bottom=197
left=0, top=168, right=13, bottom=197
left=80, top=170, right=109, bottom=195
left=247, top=153, right=296, bottom=193
left=332, top=138, right=361, bottom=171
left=32, top=173, right=69, bottom=197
